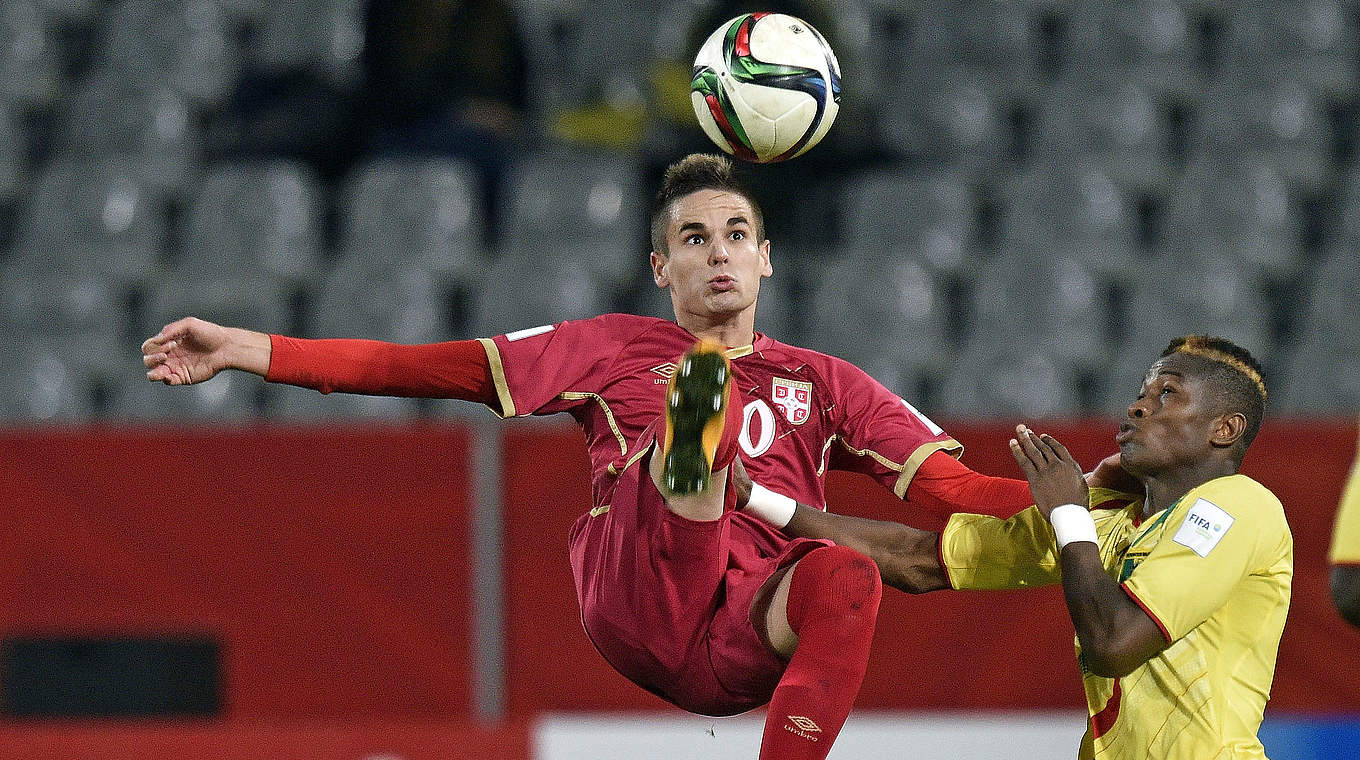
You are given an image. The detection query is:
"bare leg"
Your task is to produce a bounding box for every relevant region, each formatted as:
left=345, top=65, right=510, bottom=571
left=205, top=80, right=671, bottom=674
left=759, top=561, right=799, bottom=657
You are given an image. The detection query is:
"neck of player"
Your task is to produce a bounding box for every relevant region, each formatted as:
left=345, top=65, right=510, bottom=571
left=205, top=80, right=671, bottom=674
left=676, top=309, right=757, bottom=350
left=1139, top=459, right=1238, bottom=520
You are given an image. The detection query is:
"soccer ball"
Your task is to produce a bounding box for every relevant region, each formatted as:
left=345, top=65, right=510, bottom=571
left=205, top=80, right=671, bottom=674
left=690, top=13, right=841, bottom=163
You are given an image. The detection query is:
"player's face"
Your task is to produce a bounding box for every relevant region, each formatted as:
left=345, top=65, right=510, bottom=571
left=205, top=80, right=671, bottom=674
left=1115, top=354, right=1222, bottom=476
left=651, top=190, right=772, bottom=320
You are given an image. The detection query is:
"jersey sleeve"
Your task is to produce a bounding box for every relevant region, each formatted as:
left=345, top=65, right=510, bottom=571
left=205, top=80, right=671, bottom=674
left=266, top=335, right=495, bottom=402
left=939, top=506, right=1063, bottom=591
left=824, top=358, right=962, bottom=498
left=1330, top=433, right=1360, bottom=565
left=480, top=316, right=646, bottom=418
left=1122, top=478, right=1290, bottom=642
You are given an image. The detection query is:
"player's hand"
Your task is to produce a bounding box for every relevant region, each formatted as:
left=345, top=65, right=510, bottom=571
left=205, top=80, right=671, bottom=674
left=1086, top=452, right=1143, bottom=495
left=729, top=456, right=753, bottom=508
left=142, top=317, right=269, bottom=385
left=1009, top=424, right=1089, bottom=520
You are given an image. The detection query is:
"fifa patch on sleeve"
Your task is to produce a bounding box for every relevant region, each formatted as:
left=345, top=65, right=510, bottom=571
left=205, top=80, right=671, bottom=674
left=1172, top=498, right=1235, bottom=557
left=505, top=324, right=554, bottom=342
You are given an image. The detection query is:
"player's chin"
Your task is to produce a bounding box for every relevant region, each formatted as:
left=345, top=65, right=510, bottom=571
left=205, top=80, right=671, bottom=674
left=1115, top=444, right=1152, bottom=478
left=704, top=290, right=751, bottom=311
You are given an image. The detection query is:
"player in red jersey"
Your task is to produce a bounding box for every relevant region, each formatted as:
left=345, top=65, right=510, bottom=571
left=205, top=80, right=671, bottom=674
left=143, top=153, right=1036, bottom=758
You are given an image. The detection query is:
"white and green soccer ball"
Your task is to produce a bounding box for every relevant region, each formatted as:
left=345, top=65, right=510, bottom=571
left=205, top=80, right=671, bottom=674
left=690, top=12, right=842, bottom=163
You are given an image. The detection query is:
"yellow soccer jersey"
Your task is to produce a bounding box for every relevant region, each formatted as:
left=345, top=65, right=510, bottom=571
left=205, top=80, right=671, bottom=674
left=1330, top=428, right=1360, bottom=565
left=941, top=476, right=1293, bottom=760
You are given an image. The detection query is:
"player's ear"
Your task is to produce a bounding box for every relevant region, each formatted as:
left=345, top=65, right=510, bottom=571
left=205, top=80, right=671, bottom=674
left=759, top=238, right=773, bottom=278
left=1210, top=411, right=1247, bottom=449
left=650, top=250, right=670, bottom=287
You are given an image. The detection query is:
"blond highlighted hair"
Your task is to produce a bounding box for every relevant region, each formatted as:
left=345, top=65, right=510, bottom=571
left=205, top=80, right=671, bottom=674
left=1162, top=335, right=1267, bottom=450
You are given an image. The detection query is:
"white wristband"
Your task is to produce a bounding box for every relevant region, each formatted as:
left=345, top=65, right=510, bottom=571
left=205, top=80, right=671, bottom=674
left=1050, top=503, right=1098, bottom=549
left=743, top=483, right=797, bottom=528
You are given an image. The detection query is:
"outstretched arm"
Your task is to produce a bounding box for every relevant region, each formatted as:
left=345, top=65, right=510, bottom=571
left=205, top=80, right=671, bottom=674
left=785, top=505, right=950, bottom=594
left=1010, top=425, right=1167, bottom=678
left=906, top=448, right=1140, bottom=522
left=143, top=317, right=497, bottom=405
left=731, top=458, right=948, bottom=594
left=142, top=317, right=272, bottom=385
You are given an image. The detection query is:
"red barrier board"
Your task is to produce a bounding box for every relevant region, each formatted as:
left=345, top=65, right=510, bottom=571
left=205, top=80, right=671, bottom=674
left=0, top=719, right=528, bottom=760
left=0, top=424, right=476, bottom=719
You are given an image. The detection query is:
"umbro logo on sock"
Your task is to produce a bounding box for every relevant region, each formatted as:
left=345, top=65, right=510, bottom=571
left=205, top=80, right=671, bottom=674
left=784, top=715, right=822, bottom=741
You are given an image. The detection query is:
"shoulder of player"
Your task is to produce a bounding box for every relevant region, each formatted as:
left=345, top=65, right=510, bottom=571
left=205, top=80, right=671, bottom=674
left=589, top=312, right=674, bottom=334
left=751, top=339, right=871, bottom=380
left=1180, top=474, right=1289, bottom=531
left=563, top=313, right=681, bottom=348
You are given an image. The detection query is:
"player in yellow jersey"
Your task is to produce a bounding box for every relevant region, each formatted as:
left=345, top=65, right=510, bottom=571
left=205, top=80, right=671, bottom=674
left=734, top=335, right=1292, bottom=760
left=1331, top=422, right=1360, bottom=628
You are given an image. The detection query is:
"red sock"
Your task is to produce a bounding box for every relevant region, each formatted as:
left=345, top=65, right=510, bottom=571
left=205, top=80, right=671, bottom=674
left=759, top=545, right=882, bottom=760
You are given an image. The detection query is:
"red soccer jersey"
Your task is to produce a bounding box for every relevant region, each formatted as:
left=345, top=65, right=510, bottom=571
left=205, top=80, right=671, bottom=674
left=482, top=313, right=961, bottom=512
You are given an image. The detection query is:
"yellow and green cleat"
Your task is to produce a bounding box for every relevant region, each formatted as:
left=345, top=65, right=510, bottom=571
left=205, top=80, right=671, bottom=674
left=662, top=340, right=732, bottom=495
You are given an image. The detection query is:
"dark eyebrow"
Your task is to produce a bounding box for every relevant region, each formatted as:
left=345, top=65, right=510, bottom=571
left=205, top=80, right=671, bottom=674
left=1155, top=370, right=1185, bottom=380
left=678, top=217, right=749, bottom=235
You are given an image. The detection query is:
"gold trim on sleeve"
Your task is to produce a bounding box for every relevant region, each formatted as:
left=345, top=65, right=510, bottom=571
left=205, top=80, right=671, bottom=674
left=816, top=436, right=836, bottom=477
left=832, top=437, right=963, bottom=497
left=559, top=391, right=629, bottom=457
left=478, top=337, right=516, bottom=418
left=892, top=440, right=963, bottom=498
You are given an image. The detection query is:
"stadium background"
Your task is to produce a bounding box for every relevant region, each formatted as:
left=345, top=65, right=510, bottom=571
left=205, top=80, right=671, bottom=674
left=0, top=0, right=1358, bottom=757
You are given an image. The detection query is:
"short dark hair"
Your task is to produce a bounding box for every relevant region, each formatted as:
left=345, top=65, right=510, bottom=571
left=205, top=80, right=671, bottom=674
left=649, top=153, right=765, bottom=254
left=1161, top=335, right=1267, bottom=450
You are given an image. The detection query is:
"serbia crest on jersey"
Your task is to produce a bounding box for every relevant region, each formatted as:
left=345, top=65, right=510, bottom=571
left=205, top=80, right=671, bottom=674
left=771, top=377, right=812, bottom=425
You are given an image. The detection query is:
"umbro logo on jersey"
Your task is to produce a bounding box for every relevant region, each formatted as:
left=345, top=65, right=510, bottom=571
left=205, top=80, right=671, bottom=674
left=650, top=363, right=678, bottom=384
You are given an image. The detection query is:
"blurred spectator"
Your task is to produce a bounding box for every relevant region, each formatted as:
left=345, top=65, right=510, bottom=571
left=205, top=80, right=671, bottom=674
left=361, top=0, right=530, bottom=240
left=220, top=0, right=528, bottom=239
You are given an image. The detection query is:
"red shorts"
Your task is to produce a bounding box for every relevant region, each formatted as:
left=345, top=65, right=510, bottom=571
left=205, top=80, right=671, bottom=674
left=567, top=448, right=831, bottom=716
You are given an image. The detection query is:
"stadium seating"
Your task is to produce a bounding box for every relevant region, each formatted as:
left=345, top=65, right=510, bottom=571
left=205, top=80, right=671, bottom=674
left=93, top=0, right=242, bottom=107
left=10, top=157, right=168, bottom=286
left=178, top=159, right=325, bottom=284
left=995, top=162, right=1148, bottom=276
left=54, top=73, right=203, bottom=194
left=0, top=0, right=1356, bottom=420
left=0, top=101, right=27, bottom=207
left=838, top=168, right=980, bottom=278
left=0, top=0, right=63, bottom=109
left=494, top=148, right=646, bottom=284
left=308, top=257, right=453, bottom=343
left=249, top=0, right=364, bottom=86
left=335, top=156, right=486, bottom=281
left=1271, top=248, right=1360, bottom=413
